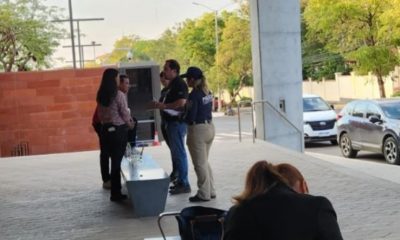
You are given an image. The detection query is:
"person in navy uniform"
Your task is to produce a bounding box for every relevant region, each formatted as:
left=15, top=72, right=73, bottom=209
left=152, top=59, right=191, bottom=194
left=180, top=66, right=216, bottom=202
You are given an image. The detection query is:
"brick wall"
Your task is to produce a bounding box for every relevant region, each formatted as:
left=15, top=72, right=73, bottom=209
left=0, top=68, right=107, bottom=157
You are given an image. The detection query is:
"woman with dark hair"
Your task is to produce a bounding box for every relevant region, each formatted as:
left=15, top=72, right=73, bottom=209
left=96, top=68, right=134, bottom=202
left=180, top=66, right=216, bottom=202
left=224, top=160, right=343, bottom=240
left=275, top=163, right=309, bottom=194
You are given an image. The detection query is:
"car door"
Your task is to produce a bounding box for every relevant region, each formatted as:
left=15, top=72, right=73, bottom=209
left=348, top=101, right=367, bottom=149
left=362, top=102, right=384, bottom=152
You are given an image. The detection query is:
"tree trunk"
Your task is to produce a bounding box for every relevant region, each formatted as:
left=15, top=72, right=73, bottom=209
left=377, top=73, right=386, bottom=98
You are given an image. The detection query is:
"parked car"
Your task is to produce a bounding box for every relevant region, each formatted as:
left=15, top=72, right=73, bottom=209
left=337, top=99, right=400, bottom=165
left=303, top=94, right=338, bottom=145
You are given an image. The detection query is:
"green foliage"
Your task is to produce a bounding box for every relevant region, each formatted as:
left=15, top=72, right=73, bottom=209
left=304, top=0, right=400, bottom=97
left=98, top=29, right=180, bottom=67
left=350, top=46, right=399, bottom=76
left=303, top=49, right=350, bottom=80
left=301, top=13, right=350, bottom=81
left=139, top=29, right=179, bottom=66
left=0, top=0, right=64, bottom=72
left=391, top=91, right=400, bottom=97
left=103, top=35, right=139, bottom=64
left=218, top=10, right=252, bottom=101
left=376, top=0, right=400, bottom=45
left=177, top=13, right=221, bottom=71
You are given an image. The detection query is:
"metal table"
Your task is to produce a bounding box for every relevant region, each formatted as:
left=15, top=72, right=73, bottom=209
left=121, top=154, right=169, bottom=217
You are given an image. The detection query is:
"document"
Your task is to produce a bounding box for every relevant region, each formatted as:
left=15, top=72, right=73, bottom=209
left=163, top=109, right=181, bottom=116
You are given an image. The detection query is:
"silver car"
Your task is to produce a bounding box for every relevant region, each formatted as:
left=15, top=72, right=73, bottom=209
left=336, top=99, right=400, bottom=165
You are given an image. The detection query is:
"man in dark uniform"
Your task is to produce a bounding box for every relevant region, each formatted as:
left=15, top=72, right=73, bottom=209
left=153, top=59, right=191, bottom=194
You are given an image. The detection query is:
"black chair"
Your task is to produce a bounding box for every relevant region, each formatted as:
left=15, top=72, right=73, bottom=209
left=158, top=206, right=227, bottom=240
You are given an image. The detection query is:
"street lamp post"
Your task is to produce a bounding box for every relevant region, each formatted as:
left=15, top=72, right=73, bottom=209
left=68, top=0, right=76, bottom=69
left=193, top=2, right=222, bottom=112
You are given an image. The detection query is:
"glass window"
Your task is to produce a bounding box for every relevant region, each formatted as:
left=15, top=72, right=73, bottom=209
left=341, top=102, right=355, bottom=116
left=303, top=97, right=331, bottom=112
left=352, top=102, right=366, bottom=118
left=379, top=102, right=400, bottom=119
left=366, top=103, right=381, bottom=119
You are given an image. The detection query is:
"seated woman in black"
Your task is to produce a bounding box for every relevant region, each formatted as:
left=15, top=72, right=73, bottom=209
left=224, top=160, right=343, bottom=240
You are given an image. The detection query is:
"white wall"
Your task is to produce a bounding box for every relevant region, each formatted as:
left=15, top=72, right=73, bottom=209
left=303, top=71, right=398, bottom=101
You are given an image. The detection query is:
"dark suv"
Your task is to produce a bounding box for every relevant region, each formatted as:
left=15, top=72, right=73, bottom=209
left=337, top=99, right=400, bottom=165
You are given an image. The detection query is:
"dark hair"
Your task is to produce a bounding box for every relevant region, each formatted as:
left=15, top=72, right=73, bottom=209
left=233, top=160, right=288, bottom=205
left=160, top=71, right=165, bottom=77
left=96, top=68, right=119, bottom=107
left=119, top=74, right=128, bottom=83
left=165, top=59, right=180, bottom=74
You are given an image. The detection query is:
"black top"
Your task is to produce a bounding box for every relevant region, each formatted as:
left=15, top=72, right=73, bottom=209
left=186, top=89, right=213, bottom=124
left=159, top=87, right=170, bottom=122
left=224, top=183, right=343, bottom=240
left=163, top=76, right=188, bottom=122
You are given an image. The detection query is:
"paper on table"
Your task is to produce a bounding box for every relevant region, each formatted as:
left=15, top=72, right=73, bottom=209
left=163, top=109, right=181, bottom=116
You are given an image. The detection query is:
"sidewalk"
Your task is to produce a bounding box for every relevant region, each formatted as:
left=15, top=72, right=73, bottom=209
left=1, top=138, right=400, bottom=240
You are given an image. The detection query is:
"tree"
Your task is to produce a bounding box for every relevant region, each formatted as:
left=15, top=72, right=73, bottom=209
left=177, top=13, right=224, bottom=72
left=96, top=30, right=179, bottom=66
left=217, top=9, right=252, bottom=102
left=0, top=0, right=63, bottom=72
left=304, top=0, right=400, bottom=98
left=301, top=4, right=350, bottom=81
left=103, top=35, right=139, bottom=64
left=134, top=29, right=179, bottom=66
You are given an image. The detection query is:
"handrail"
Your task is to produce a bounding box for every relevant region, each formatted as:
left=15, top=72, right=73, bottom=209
left=237, top=99, right=304, bottom=151
left=237, top=100, right=253, bottom=142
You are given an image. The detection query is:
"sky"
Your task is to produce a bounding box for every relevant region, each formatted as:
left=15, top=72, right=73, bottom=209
left=44, top=0, right=240, bottom=67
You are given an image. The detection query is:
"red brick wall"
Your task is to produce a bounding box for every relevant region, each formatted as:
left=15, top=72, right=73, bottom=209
left=0, top=68, right=107, bottom=157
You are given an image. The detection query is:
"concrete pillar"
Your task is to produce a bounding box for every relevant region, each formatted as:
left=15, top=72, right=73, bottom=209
left=250, top=0, right=303, bottom=152
left=335, top=72, right=342, bottom=102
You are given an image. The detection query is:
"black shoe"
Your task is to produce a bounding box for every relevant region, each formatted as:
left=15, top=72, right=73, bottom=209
left=169, top=184, right=191, bottom=195
left=110, top=194, right=128, bottom=202
left=189, top=195, right=210, bottom=202
left=169, top=179, right=179, bottom=189
left=169, top=172, right=178, bottom=183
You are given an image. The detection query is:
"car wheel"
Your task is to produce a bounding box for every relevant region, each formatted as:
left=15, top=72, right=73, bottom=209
left=383, top=137, right=400, bottom=165
left=340, top=133, right=358, bottom=158
left=331, top=140, right=338, bottom=145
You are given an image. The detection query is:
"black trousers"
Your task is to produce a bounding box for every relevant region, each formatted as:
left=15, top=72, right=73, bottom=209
left=99, top=124, right=128, bottom=196
left=127, top=117, right=138, bottom=147
left=162, top=121, right=179, bottom=178
left=93, top=123, right=110, bottom=183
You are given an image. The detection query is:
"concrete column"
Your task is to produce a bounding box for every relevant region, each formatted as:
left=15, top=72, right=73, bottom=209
left=335, top=72, right=342, bottom=102
left=250, top=0, right=303, bottom=152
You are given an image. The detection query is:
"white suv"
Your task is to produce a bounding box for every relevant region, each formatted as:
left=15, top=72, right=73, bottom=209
left=303, top=94, right=337, bottom=145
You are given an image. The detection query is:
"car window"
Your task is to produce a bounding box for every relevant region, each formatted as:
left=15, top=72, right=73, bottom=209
left=366, top=103, right=381, bottom=119
left=341, top=102, right=355, bottom=116
left=303, top=97, right=331, bottom=112
left=352, top=102, right=367, bottom=118
left=379, top=102, right=400, bottom=119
